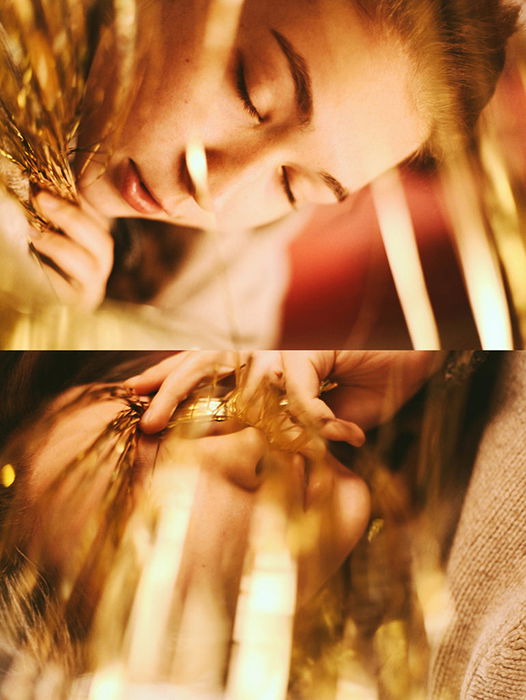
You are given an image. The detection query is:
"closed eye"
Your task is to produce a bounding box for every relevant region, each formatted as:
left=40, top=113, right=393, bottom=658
left=281, top=167, right=297, bottom=207
left=235, top=51, right=264, bottom=123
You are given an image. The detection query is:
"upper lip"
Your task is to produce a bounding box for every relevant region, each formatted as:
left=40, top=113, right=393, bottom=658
left=130, top=159, right=165, bottom=210
left=120, top=156, right=201, bottom=219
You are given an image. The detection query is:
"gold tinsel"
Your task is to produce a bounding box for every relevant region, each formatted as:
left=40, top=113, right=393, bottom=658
left=0, top=0, right=137, bottom=230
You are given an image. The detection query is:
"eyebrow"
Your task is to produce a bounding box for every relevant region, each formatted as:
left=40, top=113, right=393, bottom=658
left=271, top=29, right=349, bottom=204
left=271, top=29, right=313, bottom=124
left=319, top=171, right=349, bottom=202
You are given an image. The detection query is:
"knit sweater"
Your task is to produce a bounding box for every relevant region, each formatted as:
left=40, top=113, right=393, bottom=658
left=430, top=352, right=526, bottom=699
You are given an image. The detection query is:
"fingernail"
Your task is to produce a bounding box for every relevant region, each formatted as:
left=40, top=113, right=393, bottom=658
left=342, top=421, right=366, bottom=447
left=36, top=191, right=61, bottom=211
left=139, top=412, right=159, bottom=434
left=325, top=419, right=365, bottom=447
left=141, top=407, right=154, bottom=423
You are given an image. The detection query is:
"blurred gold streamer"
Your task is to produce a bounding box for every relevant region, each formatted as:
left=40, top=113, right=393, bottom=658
left=226, top=453, right=298, bottom=700
left=441, top=152, right=514, bottom=349
left=372, top=168, right=441, bottom=350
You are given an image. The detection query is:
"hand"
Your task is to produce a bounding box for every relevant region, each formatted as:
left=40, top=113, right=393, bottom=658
left=126, top=351, right=442, bottom=446
left=30, top=190, right=114, bottom=310
left=126, top=351, right=244, bottom=433
left=126, top=351, right=297, bottom=436
left=279, top=351, right=444, bottom=436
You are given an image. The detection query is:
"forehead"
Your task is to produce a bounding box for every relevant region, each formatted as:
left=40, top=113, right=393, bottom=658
left=249, top=0, right=429, bottom=189
left=28, top=387, right=129, bottom=497
left=317, top=0, right=428, bottom=182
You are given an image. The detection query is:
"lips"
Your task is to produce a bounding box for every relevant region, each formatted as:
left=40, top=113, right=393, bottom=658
left=118, top=159, right=164, bottom=215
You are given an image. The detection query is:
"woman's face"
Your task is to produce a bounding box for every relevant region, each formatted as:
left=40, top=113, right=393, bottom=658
left=26, top=387, right=370, bottom=616
left=77, top=0, right=428, bottom=231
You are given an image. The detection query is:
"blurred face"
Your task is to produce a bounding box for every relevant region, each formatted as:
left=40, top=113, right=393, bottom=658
left=25, top=386, right=370, bottom=616
left=77, top=0, right=428, bottom=231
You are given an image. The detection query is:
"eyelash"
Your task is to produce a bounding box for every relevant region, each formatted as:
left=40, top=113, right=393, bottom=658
left=235, top=53, right=263, bottom=123
left=281, top=167, right=297, bottom=207
left=234, top=52, right=296, bottom=207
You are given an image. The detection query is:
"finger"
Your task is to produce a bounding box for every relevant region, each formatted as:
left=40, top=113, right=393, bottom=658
left=281, top=352, right=337, bottom=426
left=128, top=351, right=240, bottom=393
left=30, top=231, right=100, bottom=288
left=35, top=191, right=113, bottom=267
left=319, top=419, right=366, bottom=447
left=38, top=265, right=80, bottom=305
left=38, top=257, right=106, bottom=311
left=140, top=353, right=241, bottom=433
left=141, top=372, right=198, bottom=432
left=281, top=353, right=367, bottom=447
left=126, top=352, right=189, bottom=392
left=239, top=351, right=285, bottom=401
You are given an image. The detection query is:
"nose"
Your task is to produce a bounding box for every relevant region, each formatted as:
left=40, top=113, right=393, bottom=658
left=200, top=427, right=267, bottom=492
left=202, top=136, right=285, bottom=211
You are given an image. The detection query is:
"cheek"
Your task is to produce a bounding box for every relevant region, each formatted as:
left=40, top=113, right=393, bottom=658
left=125, top=0, right=231, bottom=135
left=332, top=471, right=371, bottom=555
left=176, top=471, right=255, bottom=615
left=81, top=2, right=205, bottom=156
left=297, top=471, right=370, bottom=604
